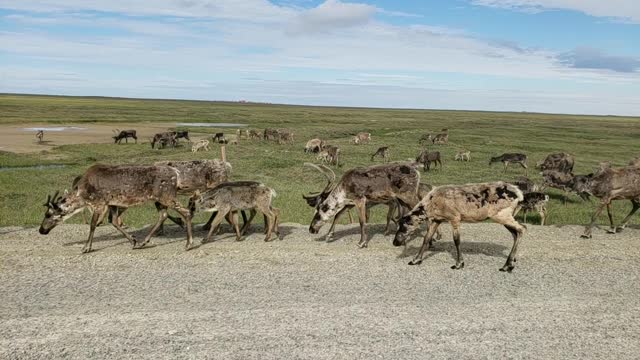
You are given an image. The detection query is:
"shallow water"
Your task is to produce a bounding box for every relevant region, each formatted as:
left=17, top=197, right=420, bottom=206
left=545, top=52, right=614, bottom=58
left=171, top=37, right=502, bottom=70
left=175, top=122, right=247, bottom=128
left=23, top=127, right=87, bottom=132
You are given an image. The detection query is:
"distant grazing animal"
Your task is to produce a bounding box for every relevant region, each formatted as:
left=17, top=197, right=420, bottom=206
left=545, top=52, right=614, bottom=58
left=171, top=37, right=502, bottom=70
left=190, top=181, right=280, bottom=243
left=39, top=164, right=194, bottom=253
left=308, top=162, right=422, bottom=248
left=351, top=132, right=371, bottom=145
left=514, top=192, right=549, bottom=225
left=419, top=134, right=432, bottom=145
left=431, top=131, right=449, bottom=145
left=151, top=132, right=177, bottom=149
left=541, top=170, right=591, bottom=204
left=317, top=145, right=340, bottom=166
left=304, top=138, right=326, bottom=153
left=536, top=153, right=574, bottom=174
left=173, top=131, right=190, bottom=142
left=371, top=146, right=390, bottom=162
left=264, top=128, right=280, bottom=141
left=278, top=130, right=294, bottom=144
left=35, top=130, right=44, bottom=143
left=112, top=129, right=137, bottom=144
left=249, top=129, right=262, bottom=140
left=489, top=153, right=528, bottom=175
left=236, top=129, right=249, bottom=140
left=212, top=133, right=226, bottom=143
left=393, top=181, right=525, bottom=272
left=415, top=149, right=442, bottom=171
left=191, top=139, right=210, bottom=153
left=578, top=163, right=640, bottom=238
left=454, top=150, right=471, bottom=162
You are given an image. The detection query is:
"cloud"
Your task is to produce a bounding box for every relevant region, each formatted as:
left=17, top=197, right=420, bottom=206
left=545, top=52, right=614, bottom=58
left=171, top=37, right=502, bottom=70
left=558, top=47, right=640, bottom=73
left=471, top=0, right=640, bottom=23
left=289, top=0, right=376, bottom=34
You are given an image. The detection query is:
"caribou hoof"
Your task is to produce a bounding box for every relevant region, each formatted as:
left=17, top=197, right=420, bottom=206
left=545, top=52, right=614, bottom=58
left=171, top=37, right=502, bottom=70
left=357, top=242, right=368, bottom=248
left=499, top=265, right=515, bottom=272
left=580, top=234, right=592, bottom=239
left=606, top=228, right=617, bottom=234
left=451, top=262, right=465, bottom=270
left=616, top=226, right=626, bottom=233
left=408, top=259, right=422, bottom=266
left=200, top=238, right=209, bottom=245
left=81, top=247, right=92, bottom=254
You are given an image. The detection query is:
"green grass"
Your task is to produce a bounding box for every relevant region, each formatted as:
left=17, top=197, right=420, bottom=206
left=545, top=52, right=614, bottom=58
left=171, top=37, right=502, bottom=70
left=1, top=94, right=639, bottom=229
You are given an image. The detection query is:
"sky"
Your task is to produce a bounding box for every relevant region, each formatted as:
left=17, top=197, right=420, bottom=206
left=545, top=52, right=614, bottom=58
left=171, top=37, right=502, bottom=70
left=1, top=0, right=639, bottom=116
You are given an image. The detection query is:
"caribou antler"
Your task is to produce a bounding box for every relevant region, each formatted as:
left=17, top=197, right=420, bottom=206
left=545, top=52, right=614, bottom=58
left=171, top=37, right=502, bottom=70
left=303, top=162, right=337, bottom=198
left=44, top=191, right=61, bottom=208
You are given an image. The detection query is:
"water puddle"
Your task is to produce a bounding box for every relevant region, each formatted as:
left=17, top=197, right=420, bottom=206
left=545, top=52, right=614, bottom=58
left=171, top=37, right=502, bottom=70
left=0, top=164, right=67, bottom=172
left=23, top=127, right=87, bottom=132
left=176, top=123, right=247, bottom=128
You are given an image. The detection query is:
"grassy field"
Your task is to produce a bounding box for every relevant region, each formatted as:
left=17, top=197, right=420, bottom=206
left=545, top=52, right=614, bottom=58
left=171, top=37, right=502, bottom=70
left=1, top=94, right=639, bottom=229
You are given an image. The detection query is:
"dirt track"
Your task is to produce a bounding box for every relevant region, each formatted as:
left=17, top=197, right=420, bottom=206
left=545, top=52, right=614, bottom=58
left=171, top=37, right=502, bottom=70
left=0, top=123, right=212, bottom=153
left=1, top=222, right=639, bottom=359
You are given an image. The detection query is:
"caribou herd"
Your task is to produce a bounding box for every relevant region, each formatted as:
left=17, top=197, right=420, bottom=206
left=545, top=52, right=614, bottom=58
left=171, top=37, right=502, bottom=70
left=39, top=126, right=640, bottom=273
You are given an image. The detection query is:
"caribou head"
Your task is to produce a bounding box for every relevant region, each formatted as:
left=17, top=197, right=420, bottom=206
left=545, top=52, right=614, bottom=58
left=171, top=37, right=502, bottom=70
left=39, top=190, right=83, bottom=235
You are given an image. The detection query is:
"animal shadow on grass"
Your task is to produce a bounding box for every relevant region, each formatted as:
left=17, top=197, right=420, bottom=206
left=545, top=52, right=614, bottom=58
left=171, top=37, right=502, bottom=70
left=36, top=140, right=54, bottom=146
left=397, top=239, right=509, bottom=263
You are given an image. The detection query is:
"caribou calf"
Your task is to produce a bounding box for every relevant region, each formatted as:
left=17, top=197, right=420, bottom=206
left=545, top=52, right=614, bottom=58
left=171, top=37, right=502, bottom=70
left=191, top=139, right=210, bottom=153
left=393, top=182, right=525, bottom=272
left=371, top=146, right=390, bottom=163
left=190, top=181, right=280, bottom=243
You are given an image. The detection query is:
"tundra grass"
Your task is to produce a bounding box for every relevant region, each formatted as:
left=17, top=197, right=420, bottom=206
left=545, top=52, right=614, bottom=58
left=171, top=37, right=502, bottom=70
left=1, top=94, right=639, bottom=231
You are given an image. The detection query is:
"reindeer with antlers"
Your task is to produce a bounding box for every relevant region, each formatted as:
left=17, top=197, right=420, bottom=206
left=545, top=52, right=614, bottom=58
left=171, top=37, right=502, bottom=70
left=306, top=162, right=424, bottom=248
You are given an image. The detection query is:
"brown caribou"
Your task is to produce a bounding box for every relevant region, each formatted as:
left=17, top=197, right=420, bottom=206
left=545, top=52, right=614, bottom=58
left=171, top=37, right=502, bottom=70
left=578, top=163, right=640, bottom=238
left=308, top=162, right=422, bottom=248
left=39, top=164, right=194, bottom=253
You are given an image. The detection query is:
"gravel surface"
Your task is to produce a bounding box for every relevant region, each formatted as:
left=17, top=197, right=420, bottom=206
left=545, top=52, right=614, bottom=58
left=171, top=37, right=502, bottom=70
left=1, top=222, right=639, bottom=359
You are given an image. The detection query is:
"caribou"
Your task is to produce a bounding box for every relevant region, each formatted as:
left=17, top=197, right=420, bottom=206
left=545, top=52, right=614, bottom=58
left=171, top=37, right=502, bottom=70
left=307, top=162, right=422, bottom=248
left=112, top=129, right=137, bottom=144
left=39, top=164, right=194, bottom=253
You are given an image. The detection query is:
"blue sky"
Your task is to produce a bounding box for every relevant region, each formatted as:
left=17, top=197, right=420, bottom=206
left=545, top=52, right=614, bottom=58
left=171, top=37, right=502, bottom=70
left=1, top=0, right=639, bottom=115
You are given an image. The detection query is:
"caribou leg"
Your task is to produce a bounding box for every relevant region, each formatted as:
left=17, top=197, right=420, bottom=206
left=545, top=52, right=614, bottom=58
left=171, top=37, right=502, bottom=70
left=450, top=221, right=465, bottom=270
left=408, top=220, right=441, bottom=265
left=616, top=199, right=640, bottom=233
left=82, top=205, right=106, bottom=253
left=202, top=208, right=229, bottom=244
left=498, top=216, right=526, bottom=272
left=354, top=198, right=369, bottom=248
left=325, top=205, right=352, bottom=241
left=581, top=200, right=608, bottom=238
left=605, top=203, right=616, bottom=234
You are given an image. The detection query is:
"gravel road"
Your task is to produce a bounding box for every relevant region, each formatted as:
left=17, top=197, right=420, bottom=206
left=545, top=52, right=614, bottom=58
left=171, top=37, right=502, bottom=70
left=1, top=222, right=639, bottom=359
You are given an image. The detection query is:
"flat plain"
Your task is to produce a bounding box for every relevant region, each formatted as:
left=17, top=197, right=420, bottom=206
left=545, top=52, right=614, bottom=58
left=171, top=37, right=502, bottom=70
left=1, top=94, right=640, bottom=359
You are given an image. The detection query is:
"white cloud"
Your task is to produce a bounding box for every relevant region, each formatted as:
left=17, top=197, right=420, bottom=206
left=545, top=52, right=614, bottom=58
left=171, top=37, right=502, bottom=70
left=289, top=0, right=377, bottom=33
left=471, top=0, right=640, bottom=23
left=1, top=0, right=639, bottom=115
